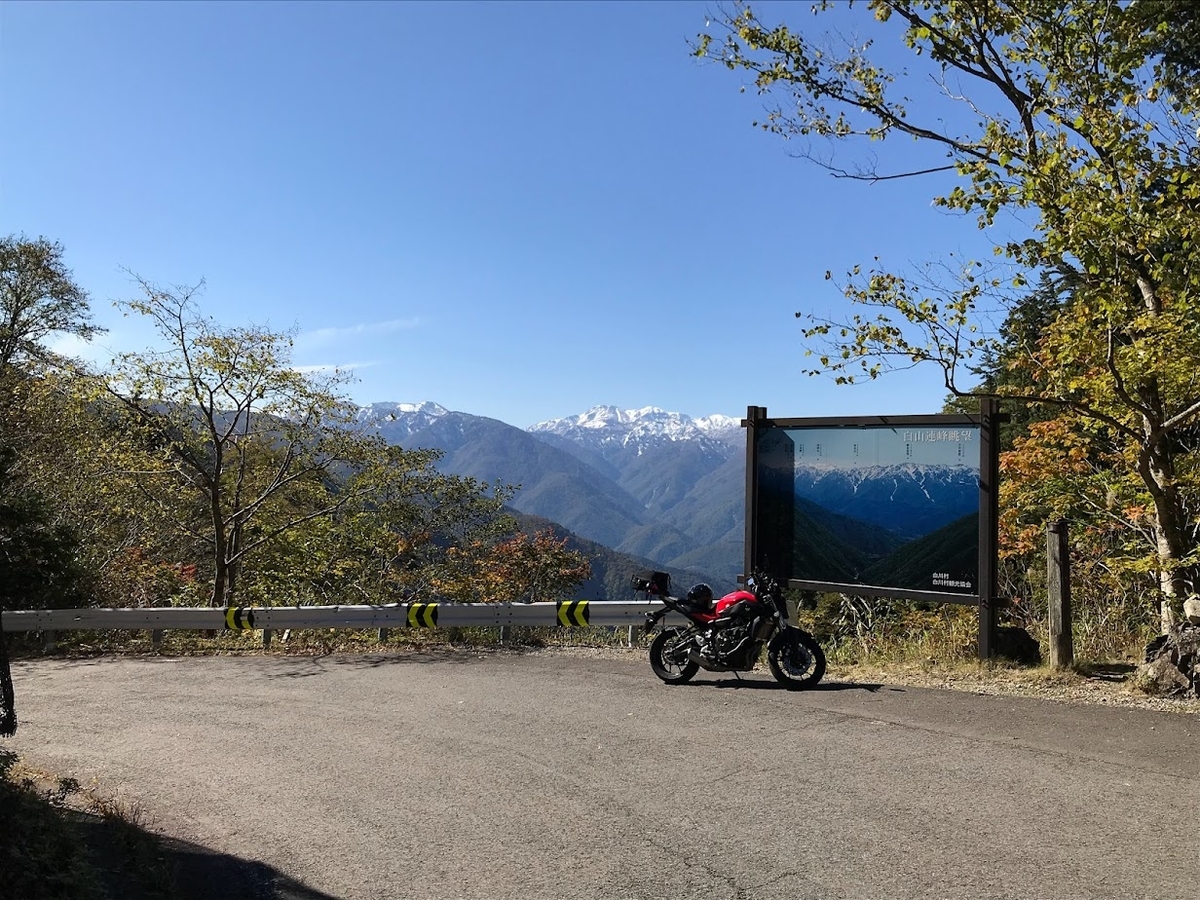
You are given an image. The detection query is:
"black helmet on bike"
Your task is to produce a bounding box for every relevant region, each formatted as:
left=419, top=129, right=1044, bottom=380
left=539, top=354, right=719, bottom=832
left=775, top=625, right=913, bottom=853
left=686, top=583, right=714, bottom=610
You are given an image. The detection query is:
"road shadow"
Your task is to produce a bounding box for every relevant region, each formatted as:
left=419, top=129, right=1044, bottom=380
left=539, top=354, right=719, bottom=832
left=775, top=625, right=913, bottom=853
left=687, top=678, right=886, bottom=693
left=3, top=771, right=344, bottom=900
left=163, top=834, right=343, bottom=900
left=1076, top=662, right=1137, bottom=682
left=9, top=655, right=128, bottom=680
left=264, top=648, right=511, bottom=678
left=813, top=680, right=889, bottom=693
left=70, top=810, right=345, bottom=900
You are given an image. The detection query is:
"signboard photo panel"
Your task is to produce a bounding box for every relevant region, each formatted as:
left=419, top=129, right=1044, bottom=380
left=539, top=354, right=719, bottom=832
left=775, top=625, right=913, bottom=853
left=754, top=419, right=981, bottom=598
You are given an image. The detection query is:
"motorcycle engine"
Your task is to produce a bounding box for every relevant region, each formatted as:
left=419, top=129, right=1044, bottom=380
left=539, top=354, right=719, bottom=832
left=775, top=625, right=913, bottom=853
left=711, top=624, right=751, bottom=659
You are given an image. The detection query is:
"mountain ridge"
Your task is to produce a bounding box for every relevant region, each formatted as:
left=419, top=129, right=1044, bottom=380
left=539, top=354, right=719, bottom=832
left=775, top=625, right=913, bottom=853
left=356, top=401, right=747, bottom=587
left=355, top=401, right=980, bottom=596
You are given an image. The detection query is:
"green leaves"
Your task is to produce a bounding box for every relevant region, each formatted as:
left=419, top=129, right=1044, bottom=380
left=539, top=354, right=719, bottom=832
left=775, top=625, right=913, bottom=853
left=707, top=1, right=1200, bottom=609
left=0, top=236, right=100, bottom=384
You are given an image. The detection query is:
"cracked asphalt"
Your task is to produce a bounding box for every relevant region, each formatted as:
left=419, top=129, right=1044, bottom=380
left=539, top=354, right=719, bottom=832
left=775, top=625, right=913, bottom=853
left=8, top=649, right=1199, bottom=899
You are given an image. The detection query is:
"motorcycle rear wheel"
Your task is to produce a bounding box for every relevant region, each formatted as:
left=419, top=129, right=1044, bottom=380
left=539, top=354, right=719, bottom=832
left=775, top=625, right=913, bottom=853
left=649, top=627, right=700, bottom=684
left=767, top=628, right=826, bottom=690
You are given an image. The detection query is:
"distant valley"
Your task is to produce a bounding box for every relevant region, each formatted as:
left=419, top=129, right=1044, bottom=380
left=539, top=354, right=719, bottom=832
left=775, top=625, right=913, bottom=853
left=356, top=403, right=980, bottom=598
left=357, top=402, right=747, bottom=592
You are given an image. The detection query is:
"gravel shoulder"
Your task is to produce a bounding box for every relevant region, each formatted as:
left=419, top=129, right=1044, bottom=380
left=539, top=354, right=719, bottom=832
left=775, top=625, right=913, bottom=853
left=534, top=644, right=1200, bottom=715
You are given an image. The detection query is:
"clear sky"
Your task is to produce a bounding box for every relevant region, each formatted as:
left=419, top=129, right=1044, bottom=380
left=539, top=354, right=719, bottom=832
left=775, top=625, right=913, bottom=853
left=1, top=0, right=1016, bottom=428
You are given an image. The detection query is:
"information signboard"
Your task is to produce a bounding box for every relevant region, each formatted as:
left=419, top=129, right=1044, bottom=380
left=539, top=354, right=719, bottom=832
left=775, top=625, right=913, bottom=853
left=743, top=404, right=1001, bottom=646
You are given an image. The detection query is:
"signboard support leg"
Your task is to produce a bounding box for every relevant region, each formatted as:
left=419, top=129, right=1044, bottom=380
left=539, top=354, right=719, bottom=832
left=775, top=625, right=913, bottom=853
left=743, top=405, right=767, bottom=580
left=977, top=398, right=1000, bottom=660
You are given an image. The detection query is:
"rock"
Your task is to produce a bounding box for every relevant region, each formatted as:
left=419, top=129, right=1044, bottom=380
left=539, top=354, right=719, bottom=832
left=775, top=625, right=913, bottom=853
left=1138, top=655, right=1193, bottom=697
left=1138, top=625, right=1200, bottom=698
left=994, top=626, right=1041, bottom=666
left=1184, top=595, right=1200, bottom=625
left=1144, top=633, right=1171, bottom=664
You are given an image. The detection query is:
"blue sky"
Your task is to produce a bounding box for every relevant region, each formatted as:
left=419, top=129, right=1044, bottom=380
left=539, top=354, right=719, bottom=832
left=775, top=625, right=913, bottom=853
left=1, top=1, right=1016, bottom=427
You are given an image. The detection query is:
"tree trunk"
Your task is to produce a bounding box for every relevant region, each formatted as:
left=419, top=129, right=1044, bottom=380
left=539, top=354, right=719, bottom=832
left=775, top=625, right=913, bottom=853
left=211, top=555, right=229, bottom=607
left=226, top=556, right=240, bottom=605
left=207, top=441, right=227, bottom=607
left=1140, top=438, right=1193, bottom=633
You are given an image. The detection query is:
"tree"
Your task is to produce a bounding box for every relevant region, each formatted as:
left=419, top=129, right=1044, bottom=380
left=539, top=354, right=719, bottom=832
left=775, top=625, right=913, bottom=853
left=0, top=238, right=103, bottom=611
left=242, top=445, right=520, bottom=606
left=1130, top=0, right=1200, bottom=103
left=0, top=236, right=99, bottom=384
left=13, top=371, right=200, bottom=608
left=698, top=0, right=1200, bottom=630
left=0, top=445, right=93, bottom=611
left=0, top=235, right=100, bottom=495
left=97, top=279, right=382, bottom=607
left=447, top=528, right=592, bottom=604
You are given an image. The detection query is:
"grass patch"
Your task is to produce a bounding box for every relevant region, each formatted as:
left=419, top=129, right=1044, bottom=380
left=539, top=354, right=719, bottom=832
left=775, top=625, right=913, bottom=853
left=790, top=592, right=1151, bottom=670
left=0, top=750, right=174, bottom=899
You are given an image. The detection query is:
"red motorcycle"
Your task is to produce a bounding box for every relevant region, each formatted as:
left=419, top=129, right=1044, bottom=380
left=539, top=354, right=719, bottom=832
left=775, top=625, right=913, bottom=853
left=637, top=571, right=825, bottom=689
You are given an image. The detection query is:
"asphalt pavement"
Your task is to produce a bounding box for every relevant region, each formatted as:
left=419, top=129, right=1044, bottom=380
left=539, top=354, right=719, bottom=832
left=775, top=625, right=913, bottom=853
left=7, top=649, right=1198, bottom=899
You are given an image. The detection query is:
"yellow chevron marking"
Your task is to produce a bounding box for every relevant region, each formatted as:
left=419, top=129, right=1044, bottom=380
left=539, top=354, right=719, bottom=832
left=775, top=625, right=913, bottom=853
left=224, top=607, right=254, bottom=630
left=407, top=603, right=438, bottom=628
left=556, top=600, right=589, bottom=627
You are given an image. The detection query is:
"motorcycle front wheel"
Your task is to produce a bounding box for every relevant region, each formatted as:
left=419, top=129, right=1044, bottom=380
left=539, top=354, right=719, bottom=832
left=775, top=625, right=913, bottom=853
left=649, top=627, right=700, bottom=684
left=767, top=628, right=826, bottom=690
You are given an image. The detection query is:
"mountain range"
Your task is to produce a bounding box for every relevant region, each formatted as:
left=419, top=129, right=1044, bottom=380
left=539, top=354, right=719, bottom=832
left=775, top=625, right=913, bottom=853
left=356, top=402, right=980, bottom=597
left=358, top=402, right=748, bottom=590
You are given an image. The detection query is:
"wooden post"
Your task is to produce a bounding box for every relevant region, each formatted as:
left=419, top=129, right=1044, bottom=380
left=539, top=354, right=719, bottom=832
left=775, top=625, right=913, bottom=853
left=1047, top=519, right=1074, bottom=669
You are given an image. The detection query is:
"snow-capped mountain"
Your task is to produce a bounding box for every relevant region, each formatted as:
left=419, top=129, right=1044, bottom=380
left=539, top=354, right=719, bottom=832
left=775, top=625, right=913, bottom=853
left=792, top=462, right=979, bottom=540
left=349, top=401, right=748, bottom=586
left=349, top=399, right=979, bottom=595
left=528, top=405, right=741, bottom=458
left=356, top=401, right=448, bottom=441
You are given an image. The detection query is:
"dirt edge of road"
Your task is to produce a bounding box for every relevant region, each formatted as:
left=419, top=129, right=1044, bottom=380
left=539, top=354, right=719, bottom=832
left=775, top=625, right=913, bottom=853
left=535, top=645, right=1200, bottom=716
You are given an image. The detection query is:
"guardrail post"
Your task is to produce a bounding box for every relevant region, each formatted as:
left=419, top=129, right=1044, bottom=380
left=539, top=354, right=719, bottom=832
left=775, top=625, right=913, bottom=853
left=378, top=628, right=390, bottom=643
left=43, top=630, right=56, bottom=652
left=499, top=625, right=511, bottom=645
left=151, top=599, right=169, bottom=650
left=1047, top=519, right=1073, bottom=669
left=626, top=625, right=634, bottom=648
left=262, top=628, right=273, bottom=649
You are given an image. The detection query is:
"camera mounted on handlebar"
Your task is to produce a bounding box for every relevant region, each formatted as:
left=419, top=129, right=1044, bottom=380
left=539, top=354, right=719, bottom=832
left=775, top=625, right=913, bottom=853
left=745, top=570, right=781, bottom=596
left=630, top=571, right=671, bottom=596
left=633, top=571, right=672, bottom=634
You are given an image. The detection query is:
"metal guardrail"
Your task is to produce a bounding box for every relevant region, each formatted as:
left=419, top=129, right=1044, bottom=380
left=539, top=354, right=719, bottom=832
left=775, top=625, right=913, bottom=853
left=0, top=600, right=681, bottom=634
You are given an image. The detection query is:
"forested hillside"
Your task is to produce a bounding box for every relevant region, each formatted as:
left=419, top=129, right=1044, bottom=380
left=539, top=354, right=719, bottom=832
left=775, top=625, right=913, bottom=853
left=0, top=245, right=595, bottom=613
left=355, top=403, right=743, bottom=586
